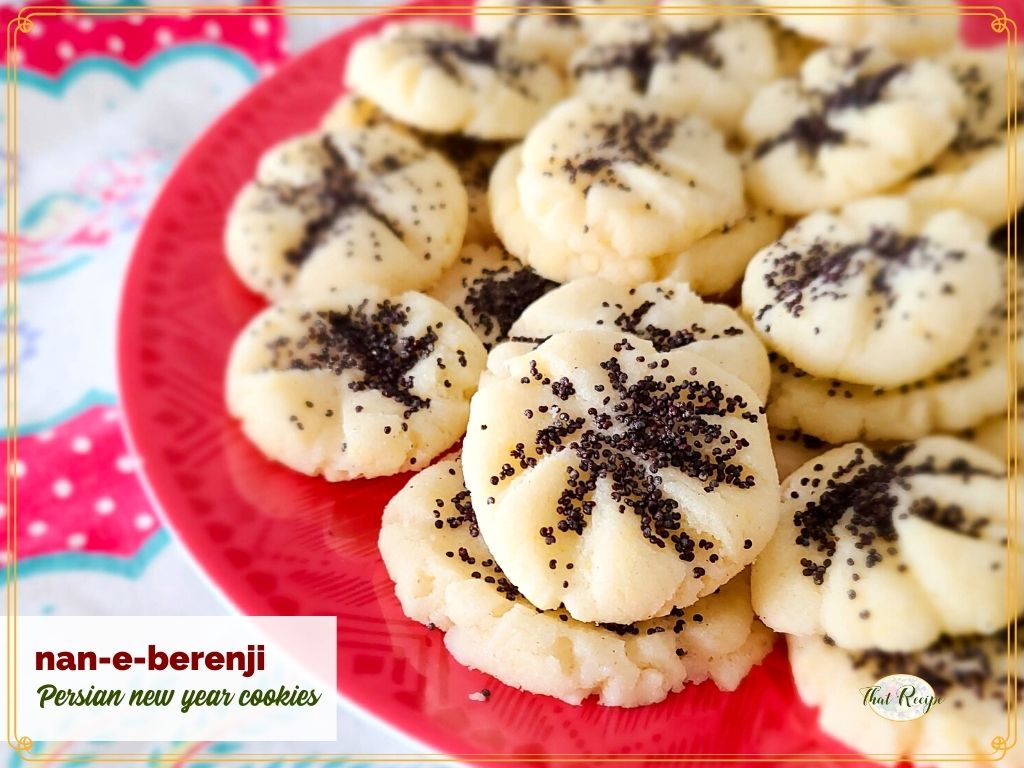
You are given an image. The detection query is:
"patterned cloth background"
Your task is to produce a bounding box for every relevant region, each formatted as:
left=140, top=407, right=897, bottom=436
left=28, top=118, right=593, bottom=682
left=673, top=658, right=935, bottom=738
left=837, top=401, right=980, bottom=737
left=5, top=2, right=435, bottom=762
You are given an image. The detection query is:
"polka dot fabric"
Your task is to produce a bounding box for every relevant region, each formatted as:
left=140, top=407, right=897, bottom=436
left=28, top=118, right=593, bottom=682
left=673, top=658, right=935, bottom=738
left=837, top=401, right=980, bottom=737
left=16, top=407, right=158, bottom=559
left=1, top=1, right=286, bottom=75
left=11, top=0, right=288, bottom=569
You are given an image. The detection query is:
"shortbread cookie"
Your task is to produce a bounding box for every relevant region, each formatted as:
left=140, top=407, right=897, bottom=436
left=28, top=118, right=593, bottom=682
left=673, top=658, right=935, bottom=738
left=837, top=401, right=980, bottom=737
left=571, top=19, right=777, bottom=135
left=789, top=631, right=1021, bottom=766
left=322, top=94, right=506, bottom=245
left=902, top=47, right=1024, bottom=230
left=474, top=0, right=586, bottom=69
left=490, top=96, right=746, bottom=285
left=496, top=278, right=771, bottom=401
left=754, top=0, right=959, bottom=57
left=741, top=47, right=964, bottom=214
left=752, top=437, right=1022, bottom=651
left=462, top=330, right=779, bottom=624
left=379, top=456, right=774, bottom=706
left=765, top=281, right=1017, bottom=442
left=742, top=197, right=1001, bottom=387
left=345, top=22, right=565, bottom=139
left=429, top=243, right=557, bottom=350
left=225, top=290, right=486, bottom=480
left=225, top=126, right=467, bottom=302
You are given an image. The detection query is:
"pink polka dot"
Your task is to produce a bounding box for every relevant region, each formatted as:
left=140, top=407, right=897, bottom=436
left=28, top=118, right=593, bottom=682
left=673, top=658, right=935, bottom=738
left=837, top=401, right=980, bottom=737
left=67, top=533, right=87, bottom=549
left=56, top=41, right=75, bottom=60
left=94, top=497, right=116, bottom=515
left=107, top=35, right=125, bottom=54
left=155, top=28, right=174, bottom=47
left=204, top=21, right=222, bottom=39
left=116, top=455, right=138, bottom=473
left=71, top=436, right=92, bottom=454
left=135, top=513, right=155, bottom=531
left=251, top=17, right=270, bottom=36
left=28, top=521, right=47, bottom=537
left=9, top=460, right=25, bottom=478
left=52, top=478, right=73, bottom=499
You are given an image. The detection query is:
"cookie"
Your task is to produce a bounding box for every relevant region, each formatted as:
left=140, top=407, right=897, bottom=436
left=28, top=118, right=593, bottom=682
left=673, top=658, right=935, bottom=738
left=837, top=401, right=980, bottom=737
left=571, top=18, right=778, bottom=135
left=751, top=437, right=1022, bottom=651
left=225, top=289, right=486, bottom=480
left=224, top=125, right=467, bottom=302
left=379, top=456, right=774, bottom=706
left=765, top=281, right=1017, bottom=442
left=428, top=243, right=558, bottom=350
left=742, top=197, right=1001, bottom=388
left=788, top=631, right=1021, bottom=766
left=490, top=96, right=746, bottom=285
left=902, top=47, right=1024, bottom=230
left=344, top=21, right=566, bottom=139
left=754, top=0, right=959, bottom=57
left=495, top=278, right=771, bottom=401
left=473, top=0, right=586, bottom=69
left=741, top=46, right=964, bottom=214
left=462, top=330, right=779, bottom=624
left=322, top=94, right=507, bottom=245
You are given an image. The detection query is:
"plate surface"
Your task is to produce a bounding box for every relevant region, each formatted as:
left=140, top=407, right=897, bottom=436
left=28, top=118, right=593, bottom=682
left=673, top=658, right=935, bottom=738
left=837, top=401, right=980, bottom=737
left=118, top=5, right=1013, bottom=763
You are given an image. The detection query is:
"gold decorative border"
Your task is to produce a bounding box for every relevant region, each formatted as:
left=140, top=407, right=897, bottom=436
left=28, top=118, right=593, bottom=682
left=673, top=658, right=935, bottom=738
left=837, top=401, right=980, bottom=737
left=4, top=2, right=1019, bottom=763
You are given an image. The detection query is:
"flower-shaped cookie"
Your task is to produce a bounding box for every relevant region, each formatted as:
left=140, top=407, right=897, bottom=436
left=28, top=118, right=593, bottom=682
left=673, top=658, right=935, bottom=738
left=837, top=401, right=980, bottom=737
left=463, top=330, right=779, bottom=624
left=225, top=125, right=467, bottom=301
left=752, top=437, right=1022, bottom=651
left=742, top=46, right=964, bottom=214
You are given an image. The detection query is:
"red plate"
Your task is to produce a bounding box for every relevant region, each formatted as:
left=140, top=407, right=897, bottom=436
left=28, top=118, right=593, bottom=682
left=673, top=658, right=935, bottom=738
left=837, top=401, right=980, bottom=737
left=118, top=6, right=1017, bottom=763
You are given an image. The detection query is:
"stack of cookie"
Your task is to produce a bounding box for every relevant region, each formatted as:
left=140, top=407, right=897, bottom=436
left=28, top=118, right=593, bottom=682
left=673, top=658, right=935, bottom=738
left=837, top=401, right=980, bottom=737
left=218, top=0, right=1021, bottom=761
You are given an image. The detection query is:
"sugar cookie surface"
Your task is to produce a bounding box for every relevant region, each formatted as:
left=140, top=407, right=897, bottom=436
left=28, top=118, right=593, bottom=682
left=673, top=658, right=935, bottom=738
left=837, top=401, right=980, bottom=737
left=490, top=96, right=745, bottom=285
left=497, top=278, right=771, bottom=401
left=752, top=437, right=1022, bottom=651
left=345, top=21, right=566, bottom=139
left=754, top=0, right=958, bottom=57
left=463, top=330, right=779, bottom=624
left=225, top=290, right=486, bottom=480
left=902, top=47, right=1024, bottom=229
left=742, top=197, right=1001, bottom=388
left=742, top=47, right=964, bottom=214
left=571, top=19, right=777, bottom=134
left=765, top=282, right=1017, bottom=442
left=379, top=456, right=774, bottom=706
left=225, top=126, right=467, bottom=301
left=789, top=631, right=1021, bottom=767
left=429, top=243, right=558, bottom=350
left=322, top=94, right=507, bottom=244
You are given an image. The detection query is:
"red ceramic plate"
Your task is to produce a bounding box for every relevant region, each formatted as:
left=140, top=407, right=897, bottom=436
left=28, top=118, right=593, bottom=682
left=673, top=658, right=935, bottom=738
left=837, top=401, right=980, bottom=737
left=118, top=5, right=1017, bottom=764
